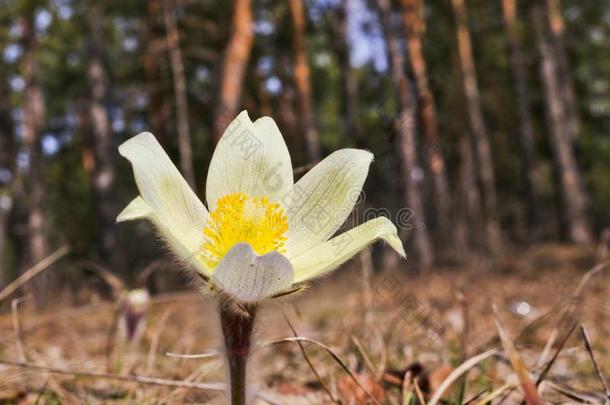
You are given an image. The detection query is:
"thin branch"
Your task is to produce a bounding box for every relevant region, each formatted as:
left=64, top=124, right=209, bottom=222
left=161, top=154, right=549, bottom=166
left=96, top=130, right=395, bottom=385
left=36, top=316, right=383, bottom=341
left=580, top=324, right=610, bottom=399
left=11, top=296, right=28, bottom=362
left=0, top=358, right=225, bottom=391
left=536, top=321, right=578, bottom=386
left=537, top=260, right=610, bottom=366
left=283, top=314, right=338, bottom=404
left=264, top=336, right=381, bottom=405
left=0, top=246, right=70, bottom=303
left=428, top=349, right=499, bottom=405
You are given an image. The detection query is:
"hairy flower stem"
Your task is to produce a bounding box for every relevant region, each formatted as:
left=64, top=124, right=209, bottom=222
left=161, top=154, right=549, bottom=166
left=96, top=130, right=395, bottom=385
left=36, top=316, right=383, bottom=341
left=219, top=297, right=257, bottom=405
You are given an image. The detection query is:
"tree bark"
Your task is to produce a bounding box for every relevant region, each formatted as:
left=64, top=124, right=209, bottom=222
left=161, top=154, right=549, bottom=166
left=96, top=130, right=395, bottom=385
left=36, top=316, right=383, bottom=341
left=20, top=5, right=51, bottom=306
left=450, top=0, right=502, bottom=255
left=162, top=0, right=196, bottom=188
left=213, top=0, right=254, bottom=143
left=333, top=0, right=362, bottom=146
left=400, top=0, right=452, bottom=251
left=289, top=0, right=321, bottom=162
left=0, top=75, right=15, bottom=288
left=376, top=0, right=433, bottom=269
left=532, top=5, right=592, bottom=244
left=87, top=3, right=120, bottom=270
left=544, top=0, right=579, bottom=142
left=501, top=0, right=545, bottom=227
left=144, top=0, right=169, bottom=140
left=457, top=133, right=484, bottom=252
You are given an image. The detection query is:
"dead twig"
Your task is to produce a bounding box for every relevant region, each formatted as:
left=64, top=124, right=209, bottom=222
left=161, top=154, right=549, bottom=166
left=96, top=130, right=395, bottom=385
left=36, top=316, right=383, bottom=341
left=535, top=321, right=578, bottom=386
left=147, top=309, right=173, bottom=373
left=413, top=377, right=426, bottom=404
left=11, top=296, right=28, bottom=362
left=428, top=349, right=499, bottom=405
left=165, top=350, right=221, bottom=359
left=0, top=246, right=70, bottom=303
left=264, top=336, right=381, bottom=405
left=0, top=358, right=225, bottom=391
left=283, top=314, right=338, bottom=404
left=494, top=306, right=545, bottom=405
left=580, top=324, right=610, bottom=400
left=537, top=260, right=610, bottom=367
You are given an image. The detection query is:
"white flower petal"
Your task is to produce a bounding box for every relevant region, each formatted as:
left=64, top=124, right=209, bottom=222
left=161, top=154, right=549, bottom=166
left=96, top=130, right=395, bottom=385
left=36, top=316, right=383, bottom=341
left=118, top=132, right=209, bottom=263
left=206, top=111, right=293, bottom=210
left=116, top=196, right=210, bottom=275
left=212, top=243, right=294, bottom=303
left=291, top=217, right=405, bottom=283
left=116, top=196, right=153, bottom=222
left=284, top=149, right=373, bottom=258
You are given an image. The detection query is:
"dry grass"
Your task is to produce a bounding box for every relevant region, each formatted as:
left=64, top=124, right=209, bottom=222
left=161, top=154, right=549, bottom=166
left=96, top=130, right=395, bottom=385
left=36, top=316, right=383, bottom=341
left=1, top=243, right=609, bottom=404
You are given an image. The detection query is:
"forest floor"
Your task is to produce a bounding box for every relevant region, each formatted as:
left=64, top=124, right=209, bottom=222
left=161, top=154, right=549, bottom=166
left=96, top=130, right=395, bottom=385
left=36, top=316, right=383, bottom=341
left=0, top=243, right=609, bottom=404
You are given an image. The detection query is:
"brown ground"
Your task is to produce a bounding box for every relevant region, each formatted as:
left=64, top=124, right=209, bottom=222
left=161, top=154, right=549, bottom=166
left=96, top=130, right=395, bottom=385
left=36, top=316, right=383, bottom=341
left=0, top=243, right=609, bottom=404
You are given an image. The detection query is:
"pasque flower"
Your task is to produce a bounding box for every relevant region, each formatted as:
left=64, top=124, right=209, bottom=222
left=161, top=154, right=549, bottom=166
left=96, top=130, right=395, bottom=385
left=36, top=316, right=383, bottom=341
left=117, top=111, right=405, bottom=404
left=117, top=111, right=405, bottom=303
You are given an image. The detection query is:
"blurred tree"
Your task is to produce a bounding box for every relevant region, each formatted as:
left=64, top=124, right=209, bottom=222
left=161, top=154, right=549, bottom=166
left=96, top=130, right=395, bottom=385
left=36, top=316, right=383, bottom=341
left=544, top=0, right=579, bottom=142
left=0, top=74, right=15, bottom=287
left=144, top=0, right=170, bottom=141
left=19, top=0, right=52, bottom=305
left=450, top=0, right=502, bottom=255
left=289, top=0, right=321, bottom=162
left=532, top=4, right=592, bottom=244
left=332, top=0, right=362, bottom=145
left=501, top=0, right=544, bottom=228
left=400, top=0, right=452, bottom=254
left=162, top=0, right=195, bottom=188
left=213, top=0, right=254, bottom=143
left=86, top=2, right=120, bottom=270
left=376, top=0, right=433, bottom=268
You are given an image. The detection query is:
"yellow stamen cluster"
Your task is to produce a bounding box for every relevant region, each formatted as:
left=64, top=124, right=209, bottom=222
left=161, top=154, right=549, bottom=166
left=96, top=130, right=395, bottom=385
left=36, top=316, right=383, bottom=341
left=201, top=192, right=288, bottom=269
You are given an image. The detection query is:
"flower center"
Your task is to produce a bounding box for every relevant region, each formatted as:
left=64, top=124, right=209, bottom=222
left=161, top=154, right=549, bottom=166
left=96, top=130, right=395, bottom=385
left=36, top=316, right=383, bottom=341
left=201, top=192, right=288, bottom=269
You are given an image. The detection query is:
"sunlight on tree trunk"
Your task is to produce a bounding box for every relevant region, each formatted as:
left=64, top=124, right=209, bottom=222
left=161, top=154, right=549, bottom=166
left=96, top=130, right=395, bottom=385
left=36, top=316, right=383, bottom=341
left=451, top=0, right=502, bottom=255
left=162, top=0, right=196, bottom=188
left=289, top=0, right=321, bottom=163
left=377, top=0, right=433, bottom=269
left=501, top=0, right=545, bottom=229
left=532, top=5, right=592, bottom=245
left=545, top=0, right=579, bottom=142
left=400, top=0, right=452, bottom=256
left=214, top=0, right=254, bottom=144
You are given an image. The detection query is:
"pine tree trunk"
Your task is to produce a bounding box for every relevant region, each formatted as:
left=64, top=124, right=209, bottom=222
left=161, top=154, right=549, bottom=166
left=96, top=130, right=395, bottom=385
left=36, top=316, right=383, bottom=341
left=162, top=0, right=196, bottom=188
left=144, top=0, right=169, bottom=140
left=20, top=6, right=51, bottom=306
left=213, top=0, right=254, bottom=143
left=333, top=0, right=362, bottom=146
left=289, top=0, right=321, bottom=163
left=377, top=0, right=433, bottom=269
left=501, top=0, right=545, bottom=227
left=0, top=76, right=14, bottom=288
left=532, top=5, right=592, bottom=244
left=450, top=0, right=502, bottom=255
left=544, top=0, right=579, bottom=142
left=87, top=3, right=120, bottom=271
left=458, top=133, right=485, bottom=252
left=400, top=0, right=452, bottom=253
